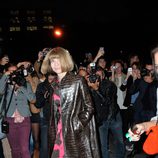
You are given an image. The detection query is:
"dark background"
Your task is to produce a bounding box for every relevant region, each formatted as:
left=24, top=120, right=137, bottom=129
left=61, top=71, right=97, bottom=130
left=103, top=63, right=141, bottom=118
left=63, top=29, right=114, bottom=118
left=0, top=1, right=158, bottom=65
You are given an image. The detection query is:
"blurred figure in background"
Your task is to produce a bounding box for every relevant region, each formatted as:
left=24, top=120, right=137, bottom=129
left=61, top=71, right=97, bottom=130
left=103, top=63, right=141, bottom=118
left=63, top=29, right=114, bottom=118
left=110, top=60, right=128, bottom=137
left=128, top=53, right=140, bottom=67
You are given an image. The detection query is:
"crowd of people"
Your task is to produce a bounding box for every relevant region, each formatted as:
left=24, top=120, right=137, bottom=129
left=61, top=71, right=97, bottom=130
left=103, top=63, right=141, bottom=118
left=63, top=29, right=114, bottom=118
left=0, top=46, right=157, bottom=158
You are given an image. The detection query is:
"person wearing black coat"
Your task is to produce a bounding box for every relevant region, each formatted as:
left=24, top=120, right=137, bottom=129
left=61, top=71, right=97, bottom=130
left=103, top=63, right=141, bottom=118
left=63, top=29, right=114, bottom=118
left=35, top=72, right=57, bottom=158
left=87, top=67, right=125, bottom=158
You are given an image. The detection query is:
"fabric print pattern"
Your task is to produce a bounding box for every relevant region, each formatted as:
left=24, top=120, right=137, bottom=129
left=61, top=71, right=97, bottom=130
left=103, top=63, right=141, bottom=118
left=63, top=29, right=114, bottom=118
left=52, top=89, right=65, bottom=158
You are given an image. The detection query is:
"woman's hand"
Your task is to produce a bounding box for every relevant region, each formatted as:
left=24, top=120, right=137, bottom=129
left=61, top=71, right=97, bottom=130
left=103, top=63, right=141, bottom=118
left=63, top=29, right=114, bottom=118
left=127, top=123, right=145, bottom=141
left=0, top=56, right=9, bottom=65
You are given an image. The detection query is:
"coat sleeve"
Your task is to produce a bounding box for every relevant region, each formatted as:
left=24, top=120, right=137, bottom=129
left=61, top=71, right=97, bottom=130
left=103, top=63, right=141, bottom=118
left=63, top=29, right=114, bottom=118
left=78, top=77, right=94, bottom=127
left=35, top=83, right=48, bottom=108
left=0, top=75, right=9, bottom=95
left=129, top=78, right=141, bottom=95
left=106, top=82, right=117, bottom=104
left=120, top=83, right=127, bottom=91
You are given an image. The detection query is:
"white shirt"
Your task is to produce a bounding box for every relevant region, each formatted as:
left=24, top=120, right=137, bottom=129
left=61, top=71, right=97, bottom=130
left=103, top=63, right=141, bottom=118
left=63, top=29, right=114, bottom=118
left=117, top=76, right=127, bottom=110
left=150, top=88, right=158, bottom=121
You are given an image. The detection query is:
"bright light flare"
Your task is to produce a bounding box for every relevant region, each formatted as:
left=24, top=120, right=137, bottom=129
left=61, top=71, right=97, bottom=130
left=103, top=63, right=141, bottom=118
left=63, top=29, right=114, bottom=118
left=53, top=28, right=63, bottom=38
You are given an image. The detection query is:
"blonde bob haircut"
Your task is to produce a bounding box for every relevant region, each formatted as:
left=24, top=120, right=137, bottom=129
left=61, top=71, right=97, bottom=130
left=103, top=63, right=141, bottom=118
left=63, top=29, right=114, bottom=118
left=41, top=47, right=74, bottom=75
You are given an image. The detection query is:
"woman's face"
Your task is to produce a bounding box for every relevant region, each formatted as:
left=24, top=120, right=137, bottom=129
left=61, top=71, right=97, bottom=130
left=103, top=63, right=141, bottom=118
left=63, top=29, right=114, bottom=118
left=115, top=63, right=122, bottom=74
left=130, top=55, right=139, bottom=65
left=98, top=59, right=106, bottom=69
left=51, top=58, right=62, bottom=74
left=132, top=64, right=140, bottom=75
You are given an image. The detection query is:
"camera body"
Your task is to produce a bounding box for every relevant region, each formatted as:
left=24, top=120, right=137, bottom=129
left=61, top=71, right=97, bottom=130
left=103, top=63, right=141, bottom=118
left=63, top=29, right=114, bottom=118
left=1, top=120, right=9, bottom=134
left=141, top=68, right=152, bottom=77
left=8, top=69, right=26, bottom=87
left=8, top=65, right=34, bottom=86
left=112, top=66, right=118, bottom=70
left=89, top=63, right=100, bottom=83
left=26, top=64, right=35, bottom=75
left=89, top=74, right=100, bottom=83
left=42, top=48, right=51, bottom=57
left=42, top=51, right=47, bottom=57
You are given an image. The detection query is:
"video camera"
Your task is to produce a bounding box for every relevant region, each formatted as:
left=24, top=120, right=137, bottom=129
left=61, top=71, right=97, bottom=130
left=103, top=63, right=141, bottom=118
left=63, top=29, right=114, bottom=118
left=7, top=64, right=34, bottom=86
left=89, top=63, right=100, bottom=83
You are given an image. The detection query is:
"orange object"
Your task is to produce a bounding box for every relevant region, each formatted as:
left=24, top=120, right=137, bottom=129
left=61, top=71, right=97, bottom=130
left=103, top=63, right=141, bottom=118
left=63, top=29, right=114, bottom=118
left=143, top=125, right=158, bottom=155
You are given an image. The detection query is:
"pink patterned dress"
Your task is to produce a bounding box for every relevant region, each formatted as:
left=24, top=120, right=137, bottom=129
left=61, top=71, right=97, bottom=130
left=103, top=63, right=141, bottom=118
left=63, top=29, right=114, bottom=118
left=51, top=88, right=65, bottom=158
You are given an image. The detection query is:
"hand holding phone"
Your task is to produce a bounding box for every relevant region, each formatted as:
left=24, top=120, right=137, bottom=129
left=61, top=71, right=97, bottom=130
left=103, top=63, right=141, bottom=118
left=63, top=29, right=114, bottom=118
left=98, top=47, right=105, bottom=56
left=128, top=67, right=133, bottom=75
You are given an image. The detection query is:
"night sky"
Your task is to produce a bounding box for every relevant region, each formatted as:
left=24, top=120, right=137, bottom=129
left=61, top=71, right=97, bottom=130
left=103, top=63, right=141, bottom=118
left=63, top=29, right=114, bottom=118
left=0, top=1, right=158, bottom=64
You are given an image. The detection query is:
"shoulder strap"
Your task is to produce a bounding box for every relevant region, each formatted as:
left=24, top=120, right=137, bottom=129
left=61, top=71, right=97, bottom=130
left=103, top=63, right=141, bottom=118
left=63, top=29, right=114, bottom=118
left=0, top=84, right=15, bottom=119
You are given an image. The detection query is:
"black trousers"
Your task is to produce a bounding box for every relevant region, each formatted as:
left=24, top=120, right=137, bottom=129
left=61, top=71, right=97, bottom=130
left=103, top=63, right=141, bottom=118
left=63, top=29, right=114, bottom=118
left=0, top=140, right=4, bottom=158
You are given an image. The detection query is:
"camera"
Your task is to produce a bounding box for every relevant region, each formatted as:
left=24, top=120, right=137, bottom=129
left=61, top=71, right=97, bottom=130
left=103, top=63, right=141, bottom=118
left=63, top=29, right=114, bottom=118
left=26, top=64, right=35, bottom=75
left=7, top=65, right=31, bottom=86
left=112, top=66, right=118, bottom=70
left=8, top=70, right=26, bottom=87
left=140, top=68, right=152, bottom=77
left=42, top=48, right=51, bottom=57
left=42, top=51, right=47, bottom=57
left=1, top=120, right=9, bottom=134
left=89, top=62, right=96, bottom=71
left=89, top=63, right=100, bottom=83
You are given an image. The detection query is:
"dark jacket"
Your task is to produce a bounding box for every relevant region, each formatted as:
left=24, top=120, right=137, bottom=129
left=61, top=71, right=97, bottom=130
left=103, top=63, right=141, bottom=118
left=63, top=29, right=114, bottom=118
left=124, top=77, right=155, bottom=123
left=91, top=79, right=120, bottom=125
left=137, top=80, right=157, bottom=122
left=49, top=72, right=100, bottom=158
left=35, top=79, right=53, bottom=122
left=120, top=76, right=136, bottom=107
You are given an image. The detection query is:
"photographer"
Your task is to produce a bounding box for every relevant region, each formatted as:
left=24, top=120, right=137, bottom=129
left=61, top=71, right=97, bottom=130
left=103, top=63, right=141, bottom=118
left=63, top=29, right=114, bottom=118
left=17, top=61, right=41, bottom=158
left=129, top=62, right=154, bottom=124
left=0, top=64, right=36, bottom=158
left=87, top=65, right=125, bottom=158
